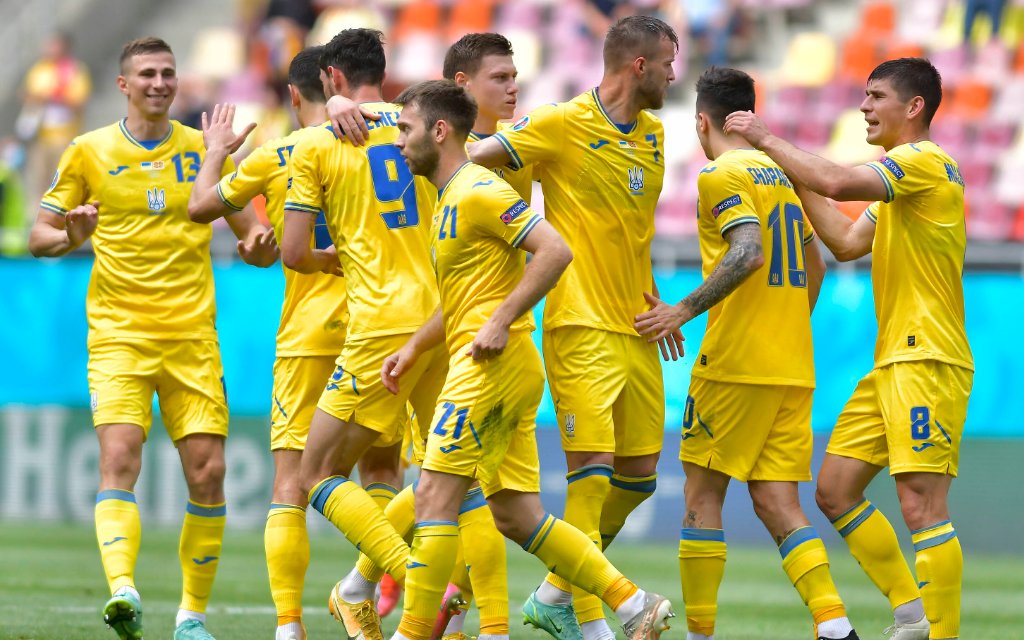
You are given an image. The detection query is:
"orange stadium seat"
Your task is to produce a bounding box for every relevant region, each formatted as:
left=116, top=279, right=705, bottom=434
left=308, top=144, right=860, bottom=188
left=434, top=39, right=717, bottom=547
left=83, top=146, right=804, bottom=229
left=862, top=1, right=896, bottom=38
left=393, top=0, right=442, bottom=42
left=947, top=79, right=993, bottom=119
left=838, top=33, right=881, bottom=82
left=446, top=0, right=496, bottom=43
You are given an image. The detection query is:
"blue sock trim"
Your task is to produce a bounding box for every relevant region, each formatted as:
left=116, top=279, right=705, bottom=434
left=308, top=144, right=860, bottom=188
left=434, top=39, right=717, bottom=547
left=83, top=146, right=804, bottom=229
left=415, top=520, right=459, bottom=528
left=522, top=513, right=556, bottom=551
left=610, top=474, right=657, bottom=493
left=828, top=498, right=868, bottom=524
left=96, top=489, right=136, bottom=504
left=910, top=519, right=952, bottom=535
left=269, top=502, right=306, bottom=512
left=913, top=530, right=957, bottom=552
left=309, top=476, right=348, bottom=514
left=679, top=527, right=725, bottom=542
left=186, top=501, right=227, bottom=518
left=778, top=526, right=819, bottom=558
left=365, top=482, right=399, bottom=496
left=459, top=488, right=488, bottom=514
left=566, top=464, right=613, bottom=483
left=837, top=503, right=877, bottom=538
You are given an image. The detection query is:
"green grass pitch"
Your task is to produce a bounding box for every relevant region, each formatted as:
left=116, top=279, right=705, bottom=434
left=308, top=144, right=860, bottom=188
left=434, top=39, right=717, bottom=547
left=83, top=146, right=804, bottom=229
left=2, top=522, right=1021, bottom=639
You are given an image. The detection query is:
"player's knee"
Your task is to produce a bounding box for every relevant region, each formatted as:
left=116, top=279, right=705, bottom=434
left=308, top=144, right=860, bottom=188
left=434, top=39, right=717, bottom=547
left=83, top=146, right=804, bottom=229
left=490, top=511, right=528, bottom=544
left=185, top=454, right=226, bottom=497
left=896, top=488, right=945, bottom=531
left=814, top=481, right=845, bottom=519
left=99, top=446, right=142, bottom=486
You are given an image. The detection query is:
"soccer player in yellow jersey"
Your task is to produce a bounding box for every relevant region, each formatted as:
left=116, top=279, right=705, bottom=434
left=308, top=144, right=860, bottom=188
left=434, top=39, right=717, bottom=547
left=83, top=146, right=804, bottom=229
left=27, top=37, right=276, bottom=640
left=468, top=16, right=682, bottom=640
left=280, top=29, right=447, bottom=640
left=636, top=67, right=858, bottom=640
left=384, top=78, right=674, bottom=640
left=186, top=46, right=353, bottom=640
left=726, top=58, right=973, bottom=640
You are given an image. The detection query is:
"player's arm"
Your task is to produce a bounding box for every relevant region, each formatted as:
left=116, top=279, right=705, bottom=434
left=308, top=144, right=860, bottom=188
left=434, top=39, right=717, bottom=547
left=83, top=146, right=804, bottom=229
left=805, top=236, right=826, bottom=313
left=189, top=104, right=256, bottom=223
left=281, top=210, right=339, bottom=275
left=635, top=223, right=764, bottom=341
left=223, top=205, right=278, bottom=267
left=466, top=136, right=512, bottom=169
left=381, top=307, right=445, bottom=395
left=324, top=95, right=382, bottom=146
left=470, top=103, right=564, bottom=170
left=724, top=111, right=889, bottom=202
left=28, top=203, right=98, bottom=257
left=794, top=183, right=875, bottom=261
left=470, top=219, right=572, bottom=360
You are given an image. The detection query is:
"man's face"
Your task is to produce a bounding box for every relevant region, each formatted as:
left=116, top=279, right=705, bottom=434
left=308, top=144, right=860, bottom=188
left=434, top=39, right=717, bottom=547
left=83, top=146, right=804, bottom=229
left=396, top=103, right=439, bottom=177
left=637, top=37, right=676, bottom=110
left=119, top=51, right=177, bottom=118
left=860, top=77, right=910, bottom=147
left=462, top=54, right=518, bottom=123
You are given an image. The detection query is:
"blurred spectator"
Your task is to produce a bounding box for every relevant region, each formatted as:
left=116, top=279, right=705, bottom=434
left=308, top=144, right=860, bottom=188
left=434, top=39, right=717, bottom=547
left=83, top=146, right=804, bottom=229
left=17, top=32, right=91, bottom=212
left=964, top=0, right=1007, bottom=44
left=684, top=0, right=744, bottom=66
left=0, top=139, right=27, bottom=256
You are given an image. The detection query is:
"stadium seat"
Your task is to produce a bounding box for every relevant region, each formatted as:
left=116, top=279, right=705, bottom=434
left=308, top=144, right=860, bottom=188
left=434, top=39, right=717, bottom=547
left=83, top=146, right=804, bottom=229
left=446, top=0, right=496, bottom=43
left=946, top=79, right=993, bottom=120
left=822, top=109, right=884, bottom=164
left=838, top=33, right=881, bottom=82
left=393, top=0, right=442, bottom=43
left=778, top=32, right=836, bottom=88
left=190, top=28, right=245, bottom=81
left=861, top=1, right=896, bottom=38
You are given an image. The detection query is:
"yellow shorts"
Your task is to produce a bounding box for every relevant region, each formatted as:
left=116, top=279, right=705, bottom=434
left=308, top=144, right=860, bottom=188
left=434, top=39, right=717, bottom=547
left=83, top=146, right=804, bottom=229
left=317, top=334, right=447, bottom=447
left=543, top=326, right=664, bottom=456
left=421, top=332, right=544, bottom=498
left=679, top=376, right=813, bottom=482
left=88, top=339, right=228, bottom=442
left=827, top=361, right=973, bottom=476
left=270, top=355, right=337, bottom=451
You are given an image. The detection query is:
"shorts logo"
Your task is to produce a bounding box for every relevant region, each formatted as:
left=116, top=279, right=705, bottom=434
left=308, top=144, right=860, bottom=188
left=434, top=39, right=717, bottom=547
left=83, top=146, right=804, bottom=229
left=627, top=166, right=644, bottom=195
left=564, top=412, right=575, bottom=438
left=700, top=354, right=707, bottom=366
left=880, top=156, right=905, bottom=180
left=912, top=442, right=935, bottom=452
left=711, top=195, right=741, bottom=218
left=511, top=115, right=530, bottom=131
left=500, top=199, right=528, bottom=224
left=907, top=335, right=916, bottom=347
left=90, top=391, right=98, bottom=413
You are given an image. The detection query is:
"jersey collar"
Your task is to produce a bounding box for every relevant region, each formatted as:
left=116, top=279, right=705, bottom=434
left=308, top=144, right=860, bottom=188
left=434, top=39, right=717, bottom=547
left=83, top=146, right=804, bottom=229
left=591, top=88, right=637, bottom=135
left=438, top=161, right=472, bottom=200
left=119, top=118, right=174, bottom=151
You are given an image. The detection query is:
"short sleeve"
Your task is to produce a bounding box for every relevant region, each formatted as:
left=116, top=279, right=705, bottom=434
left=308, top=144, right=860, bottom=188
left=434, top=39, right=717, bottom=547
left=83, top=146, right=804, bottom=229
left=863, top=201, right=881, bottom=224
left=864, top=143, right=931, bottom=203
left=492, top=102, right=565, bottom=170
left=217, top=143, right=273, bottom=211
left=698, top=164, right=759, bottom=236
left=40, top=141, right=86, bottom=215
left=283, top=134, right=323, bottom=216
left=466, top=182, right=542, bottom=249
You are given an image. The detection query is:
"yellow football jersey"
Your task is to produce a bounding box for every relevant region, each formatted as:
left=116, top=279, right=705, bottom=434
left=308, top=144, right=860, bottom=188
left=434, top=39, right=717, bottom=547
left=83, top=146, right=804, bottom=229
left=693, top=149, right=816, bottom=388
left=40, top=119, right=232, bottom=343
left=492, top=89, right=664, bottom=334
left=431, top=162, right=541, bottom=352
left=284, top=104, right=438, bottom=340
left=217, top=128, right=348, bottom=357
left=864, top=141, right=973, bottom=370
left=468, top=124, right=533, bottom=203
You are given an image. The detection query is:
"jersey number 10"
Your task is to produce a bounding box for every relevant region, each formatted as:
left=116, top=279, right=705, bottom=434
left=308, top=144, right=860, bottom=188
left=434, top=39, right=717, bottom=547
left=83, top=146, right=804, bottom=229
left=767, top=202, right=807, bottom=288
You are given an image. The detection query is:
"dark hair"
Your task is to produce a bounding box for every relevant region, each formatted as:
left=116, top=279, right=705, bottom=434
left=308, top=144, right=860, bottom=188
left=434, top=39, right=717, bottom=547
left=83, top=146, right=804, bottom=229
left=867, top=58, right=943, bottom=126
left=319, top=28, right=386, bottom=88
left=603, top=15, right=678, bottom=70
left=394, top=80, right=478, bottom=139
left=695, top=66, right=756, bottom=128
left=442, top=33, right=514, bottom=80
left=119, top=37, right=173, bottom=73
left=288, top=46, right=326, bottom=103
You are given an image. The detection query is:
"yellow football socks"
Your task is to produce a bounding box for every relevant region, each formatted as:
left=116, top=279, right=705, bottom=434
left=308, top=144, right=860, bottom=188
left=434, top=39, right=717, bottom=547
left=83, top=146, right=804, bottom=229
left=355, top=482, right=417, bottom=583
left=779, top=527, right=847, bottom=627
left=544, top=465, right=613, bottom=623
left=366, top=482, right=399, bottom=510
left=309, top=475, right=408, bottom=584
left=95, top=490, right=142, bottom=594
left=265, top=503, right=308, bottom=626
left=458, top=488, right=508, bottom=635
left=398, top=522, right=460, bottom=640
left=525, top=513, right=637, bottom=610
left=678, top=528, right=726, bottom=636
left=912, top=520, right=961, bottom=639
left=179, top=500, right=226, bottom=612
left=599, top=473, right=657, bottom=547
left=831, top=499, right=920, bottom=610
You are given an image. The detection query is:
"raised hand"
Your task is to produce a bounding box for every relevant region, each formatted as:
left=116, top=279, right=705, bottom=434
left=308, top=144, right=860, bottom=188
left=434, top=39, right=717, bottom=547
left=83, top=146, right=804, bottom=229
left=65, top=200, right=100, bottom=247
left=201, top=103, right=256, bottom=154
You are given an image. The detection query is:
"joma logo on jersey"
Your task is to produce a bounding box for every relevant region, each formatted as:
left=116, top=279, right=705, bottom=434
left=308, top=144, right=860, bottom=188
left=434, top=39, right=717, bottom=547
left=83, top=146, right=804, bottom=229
left=627, top=166, right=644, bottom=194
left=564, top=413, right=576, bottom=438
left=146, top=187, right=166, bottom=213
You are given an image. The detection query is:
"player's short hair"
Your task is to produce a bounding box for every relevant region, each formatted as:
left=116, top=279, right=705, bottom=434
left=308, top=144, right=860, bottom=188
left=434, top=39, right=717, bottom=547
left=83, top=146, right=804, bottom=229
left=695, top=66, right=756, bottom=129
left=868, top=58, right=943, bottom=127
left=442, top=33, right=515, bottom=80
left=289, top=46, right=326, bottom=104
left=395, top=80, right=478, bottom=140
left=603, top=15, right=678, bottom=70
left=319, top=28, right=386, bottom=89
left=119, top=37, right=173, bottom=73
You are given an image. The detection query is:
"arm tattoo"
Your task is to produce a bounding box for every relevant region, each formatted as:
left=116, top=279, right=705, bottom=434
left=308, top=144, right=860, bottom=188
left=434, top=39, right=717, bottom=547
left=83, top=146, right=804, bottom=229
left=681, top=223, right=763, bottom=317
